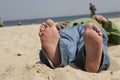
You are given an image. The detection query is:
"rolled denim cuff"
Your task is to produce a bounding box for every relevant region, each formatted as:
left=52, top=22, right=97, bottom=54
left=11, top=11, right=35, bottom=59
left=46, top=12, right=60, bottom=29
left=40, top=49, right=62, bottom=68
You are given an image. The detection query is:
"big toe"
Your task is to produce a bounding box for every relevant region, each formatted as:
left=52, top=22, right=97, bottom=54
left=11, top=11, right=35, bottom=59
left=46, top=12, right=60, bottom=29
left=46, top=19, right=55, bottom=27
left=85, top=23, right=93, bottom=30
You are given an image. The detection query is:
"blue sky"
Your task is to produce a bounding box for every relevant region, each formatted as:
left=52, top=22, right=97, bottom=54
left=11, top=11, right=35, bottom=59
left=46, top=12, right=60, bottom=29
left=0, top=0, right=120, bottom=21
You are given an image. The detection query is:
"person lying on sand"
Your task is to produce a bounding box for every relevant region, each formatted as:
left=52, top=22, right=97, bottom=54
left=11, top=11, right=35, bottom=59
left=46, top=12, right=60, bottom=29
left=39, top=19, right=110, bottom=73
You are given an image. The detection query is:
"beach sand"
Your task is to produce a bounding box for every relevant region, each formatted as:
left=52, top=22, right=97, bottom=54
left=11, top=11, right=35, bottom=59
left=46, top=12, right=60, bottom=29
left=0, top=18, right=120, bottom=80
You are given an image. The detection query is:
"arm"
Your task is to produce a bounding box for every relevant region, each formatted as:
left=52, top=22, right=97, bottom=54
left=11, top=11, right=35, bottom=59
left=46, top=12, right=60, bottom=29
left=55, top=21, right=70, bottom=30
left=92, top=15, right=120, bottom=44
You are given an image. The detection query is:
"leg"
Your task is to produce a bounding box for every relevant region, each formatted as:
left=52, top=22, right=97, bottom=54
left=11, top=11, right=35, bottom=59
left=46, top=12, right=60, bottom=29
left=84, top=23, right=103, bottom=72
left=39, top=19, right=61, bottom=67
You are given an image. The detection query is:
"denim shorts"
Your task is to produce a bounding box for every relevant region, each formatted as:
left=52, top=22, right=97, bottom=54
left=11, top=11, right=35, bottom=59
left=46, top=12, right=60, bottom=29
left=40, top=24, right=110, bottom=72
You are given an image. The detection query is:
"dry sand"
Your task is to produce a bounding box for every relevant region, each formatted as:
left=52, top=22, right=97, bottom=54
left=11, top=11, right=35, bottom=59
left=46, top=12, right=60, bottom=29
left=0, top=18, right=120, bottom=80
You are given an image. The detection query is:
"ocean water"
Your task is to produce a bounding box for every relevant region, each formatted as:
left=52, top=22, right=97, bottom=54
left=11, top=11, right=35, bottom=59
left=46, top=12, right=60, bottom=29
left=3, top=11, right=120, bottom=27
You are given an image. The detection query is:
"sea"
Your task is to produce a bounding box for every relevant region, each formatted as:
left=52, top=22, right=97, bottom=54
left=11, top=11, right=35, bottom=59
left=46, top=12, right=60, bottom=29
left=3, top=11, right=120, bottom=27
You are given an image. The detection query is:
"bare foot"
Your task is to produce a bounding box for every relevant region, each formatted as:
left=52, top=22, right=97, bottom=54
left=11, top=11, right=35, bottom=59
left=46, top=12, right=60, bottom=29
left=84, top=23, right=102, bottom=72
left=39, top=19, right=61, bottom=67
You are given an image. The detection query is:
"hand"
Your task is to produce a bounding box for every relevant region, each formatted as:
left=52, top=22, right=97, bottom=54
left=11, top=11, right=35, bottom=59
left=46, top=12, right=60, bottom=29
left=92, top=15, right=107, bottom=24
left=56, top=21, right=70, bottom=30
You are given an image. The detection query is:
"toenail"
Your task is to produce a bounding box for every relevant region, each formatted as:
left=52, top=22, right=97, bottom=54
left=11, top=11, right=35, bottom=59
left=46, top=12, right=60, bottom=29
left=45, top=23, right=49, bottom=28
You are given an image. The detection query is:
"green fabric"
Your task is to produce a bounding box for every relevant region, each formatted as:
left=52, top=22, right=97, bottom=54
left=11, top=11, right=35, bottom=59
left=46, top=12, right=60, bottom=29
left=66, top=18, right=120, bottom=44
left=103, top=20, right=120, bottom=44
left=66, top=18, right=101, bottom=27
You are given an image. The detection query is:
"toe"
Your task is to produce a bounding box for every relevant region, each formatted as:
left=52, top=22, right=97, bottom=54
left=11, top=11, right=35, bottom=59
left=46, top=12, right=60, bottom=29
left=39, top=24, right=46, bottom=36
left=92, top=25, right=101, bottom=32
left=85, top=23, right=93, bottom=30
left=46, top=19, right=55, bottom=27
left=85, top=23, right=102, bottom=37
left=39, top=31, right=43, bottom=36
left=92, top=24, right=102, bottom=36
left=92, top=25, right=102, bottom=36
left=40, top=24, right=46, bottom=32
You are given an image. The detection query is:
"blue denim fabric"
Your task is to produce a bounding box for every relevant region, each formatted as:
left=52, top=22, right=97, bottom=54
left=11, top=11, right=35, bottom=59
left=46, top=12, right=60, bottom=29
left=40, top=24, right=110, bottom=71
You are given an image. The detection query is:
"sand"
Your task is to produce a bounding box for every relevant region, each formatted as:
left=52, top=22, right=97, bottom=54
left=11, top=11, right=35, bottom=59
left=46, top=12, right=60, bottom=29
left=0, top=18, right=120, bottom=80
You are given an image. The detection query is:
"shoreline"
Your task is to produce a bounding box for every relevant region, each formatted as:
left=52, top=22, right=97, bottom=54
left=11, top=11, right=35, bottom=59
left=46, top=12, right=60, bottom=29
left=2, top=17, right=120, bottom=27
left=3, top=11, right=120, bottom=27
